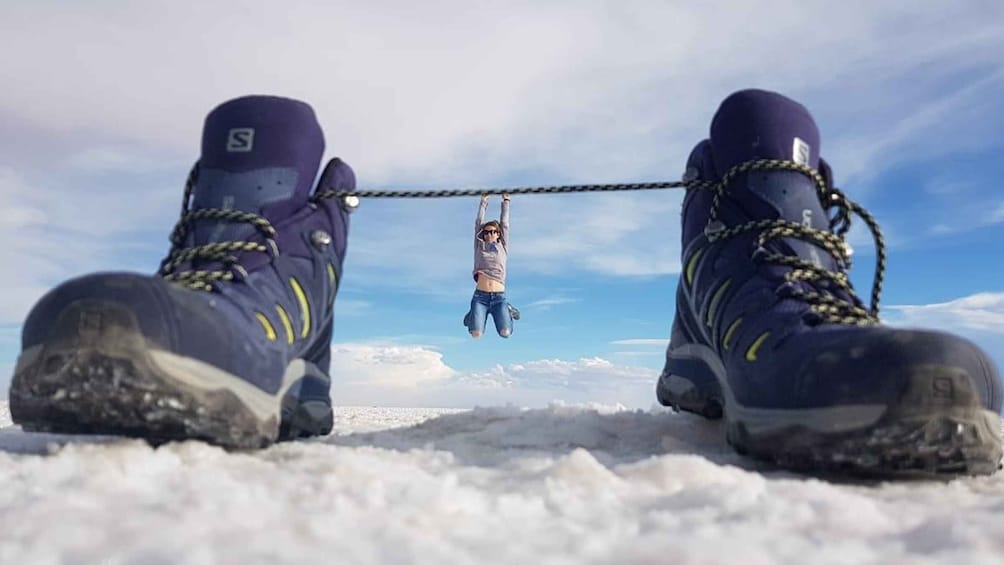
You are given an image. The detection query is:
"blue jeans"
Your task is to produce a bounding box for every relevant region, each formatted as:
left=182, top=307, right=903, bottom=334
left=466, top=290, right=513, bottom=337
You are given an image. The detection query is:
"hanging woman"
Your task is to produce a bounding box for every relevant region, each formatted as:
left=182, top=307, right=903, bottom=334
left=464, top=193, right=519, bottom=338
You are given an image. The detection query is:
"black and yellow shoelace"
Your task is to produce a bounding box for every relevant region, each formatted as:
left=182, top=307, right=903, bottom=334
left=159, top=163, right=279, bottom=292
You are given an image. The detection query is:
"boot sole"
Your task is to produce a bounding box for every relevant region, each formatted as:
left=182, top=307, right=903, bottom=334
left=9, top=300, right=305, bottom=449
left=728, top=403, right=1001, bottom=477
left=660, top=344, right=1003, bottom=477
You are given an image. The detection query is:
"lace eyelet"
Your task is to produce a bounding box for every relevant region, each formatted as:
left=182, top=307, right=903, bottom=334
left=704, top=220, right=725, bottom=238
left=802, top=311, right=823, bottom=326
left=775, top=282, right=798, bottom=298
left=751, top=246, right=770, bottom=263
left=310, top=230, right=332, bottom=249
left=341, top=194, right=360, bottom=213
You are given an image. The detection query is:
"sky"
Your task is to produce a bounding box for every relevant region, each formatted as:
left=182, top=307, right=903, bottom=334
left=2, top=403, right=1004, bottom=563
left=2, top=1, right=1004, bottom=408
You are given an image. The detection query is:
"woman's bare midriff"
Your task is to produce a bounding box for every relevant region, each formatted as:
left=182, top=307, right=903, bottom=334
left=476, top=274, right=505, bottom=292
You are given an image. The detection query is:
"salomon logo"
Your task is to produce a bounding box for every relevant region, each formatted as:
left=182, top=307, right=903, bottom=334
left=226, top=128, right=255, bottom=152
left=932, top=377, right=955, bottom=400
left=791, top=136, right=807, bottom=164
left=792, top=137, right=810, bottom=165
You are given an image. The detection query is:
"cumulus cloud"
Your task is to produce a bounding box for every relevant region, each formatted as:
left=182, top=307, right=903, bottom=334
left=329, top=342, right=658, bottom=408
left=329, top=343, right=457, bottom=388
left=462, top=357, right=652, bottom=388
left=886, top=293, right=1004, bottom=333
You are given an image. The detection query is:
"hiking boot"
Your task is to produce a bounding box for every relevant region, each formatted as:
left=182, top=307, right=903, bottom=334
left=9, top=95, right=355, bottom=449
left=657, top=89, right=1002, bottom=476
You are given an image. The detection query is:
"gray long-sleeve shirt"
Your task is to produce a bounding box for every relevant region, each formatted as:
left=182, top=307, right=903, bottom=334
left=472, top=197, right=510, bottom=284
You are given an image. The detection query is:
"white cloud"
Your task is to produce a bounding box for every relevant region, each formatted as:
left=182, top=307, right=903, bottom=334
left=907, top=173, right=1004, bottom=239
left=457, top=357, right=657, bottom=407
left=513, top=191, right=685, bottom=277
left=0, top=168, right=71, bottom=323
left=829, top=67, right=1004, bottom=187
left=465, top=357, right=653, bottom=387
left=920, top=201, right=1004, bottom=237
left=5, top=2, right=1003, bottom=184
left=990, top=203, right=1004, bottom=225
left=329, top=342, right=658, bottom=408
left=526, top=296, right=581, bottom=309
left=884, top=292, right=1004, bottom=370
left=329, top=343, right=456, bottom=388
left=886, top=292, right=1004, bottom=333
left=66, top=146, right=172, bottom=173
left=0, top=166, right=178, bottom=324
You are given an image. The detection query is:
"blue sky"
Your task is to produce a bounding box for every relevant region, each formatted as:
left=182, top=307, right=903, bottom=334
left=2, top=1, right=1004, bottom=408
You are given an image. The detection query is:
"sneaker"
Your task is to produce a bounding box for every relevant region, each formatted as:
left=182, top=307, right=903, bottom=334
left=508, top=303, right=520, bottom=321
left=9, top=95, right=356, bottom=449
left=657, top=89, right=1002, bottom=476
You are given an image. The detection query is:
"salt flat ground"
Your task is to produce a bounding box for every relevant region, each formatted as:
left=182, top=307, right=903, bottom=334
left=1, top=401, right=1003, bottom=565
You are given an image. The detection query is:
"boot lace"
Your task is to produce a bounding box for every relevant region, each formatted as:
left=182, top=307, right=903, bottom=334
left=694, top=159, right=886, bottom=326
left=158, top=163, right=280, bottom=291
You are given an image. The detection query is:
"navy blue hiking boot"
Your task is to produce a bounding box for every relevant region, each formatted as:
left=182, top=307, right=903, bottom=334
left=657, top=89, right=1003, bottom=476
left=9, top=95, right=356, bottom=449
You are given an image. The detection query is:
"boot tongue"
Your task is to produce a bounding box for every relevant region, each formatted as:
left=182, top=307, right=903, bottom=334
left=709, top=89, right=836, bottom=270
left=190, top=95, right=324, bottom=245
left=710, top=88, right=820, bottom=172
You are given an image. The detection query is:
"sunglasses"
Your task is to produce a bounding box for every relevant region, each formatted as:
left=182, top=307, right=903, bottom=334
left=483, top=229, right=499, bottom=235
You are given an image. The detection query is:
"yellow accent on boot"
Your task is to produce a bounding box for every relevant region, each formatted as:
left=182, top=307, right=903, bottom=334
left=722, top=317, right=743, bottom=351
left=706, top=279, right=732, bottom=326
left=326, top=263, right=338, bottom=305
left=290, top=277, right=311, bottom=338
left=745, top=332, right=770, bottom=362
left=685, top=248, right=704, bottom=286
left=276, top=305, right=295, bottom=345
left=255, top=312, right=277, bottom=342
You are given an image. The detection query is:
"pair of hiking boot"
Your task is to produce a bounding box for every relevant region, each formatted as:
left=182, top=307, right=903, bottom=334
left=9, top=90, right=1001, bottom=476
